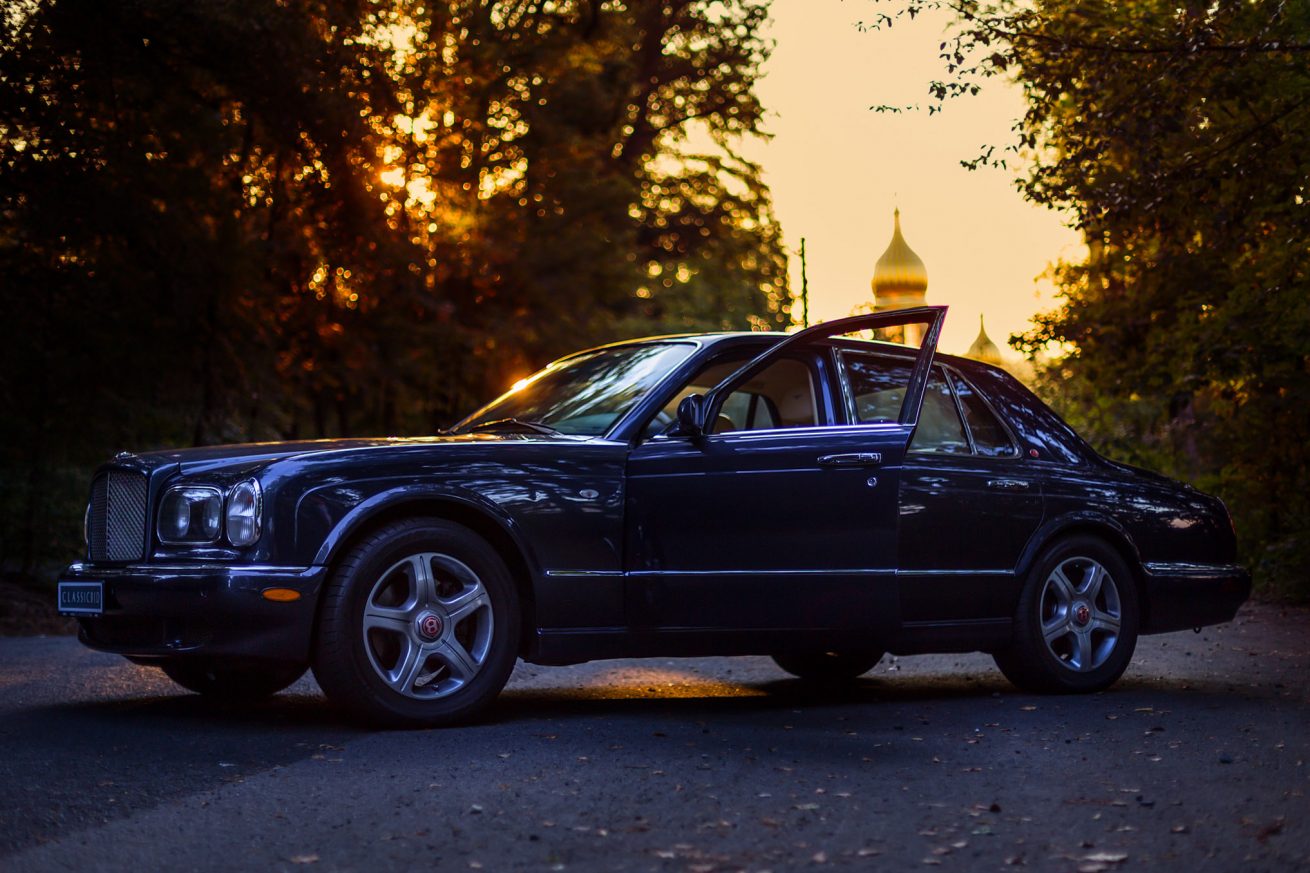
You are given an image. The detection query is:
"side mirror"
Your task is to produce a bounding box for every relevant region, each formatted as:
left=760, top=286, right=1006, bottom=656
left=673, top=393, right=706, bottom=437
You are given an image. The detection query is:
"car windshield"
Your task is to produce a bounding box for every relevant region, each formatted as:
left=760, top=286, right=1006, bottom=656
left=454, top=342, right=697, bottom=437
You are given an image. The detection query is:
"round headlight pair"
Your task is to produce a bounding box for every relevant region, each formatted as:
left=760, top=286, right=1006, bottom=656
left=156, top=480, right=261, bottom=547
left=158, top=486, right=223, bottom=544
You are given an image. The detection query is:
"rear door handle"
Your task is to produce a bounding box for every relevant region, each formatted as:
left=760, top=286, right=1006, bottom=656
left=987, top=479, right=1031, bottom=491
left=818, top=452, right=882, bottom=467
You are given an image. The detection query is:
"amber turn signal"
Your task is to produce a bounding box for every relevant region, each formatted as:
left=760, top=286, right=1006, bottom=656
left=261, top=588, right=301, bottom=602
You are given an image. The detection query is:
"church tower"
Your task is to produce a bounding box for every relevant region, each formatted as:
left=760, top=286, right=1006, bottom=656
left=872, top=208, right=928, bottom=345
left=966, top=314, right=1004, bottom=366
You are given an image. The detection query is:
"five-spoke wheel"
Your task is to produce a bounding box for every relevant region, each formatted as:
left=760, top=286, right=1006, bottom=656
left=361, top=552, right=495, bottom=699
left=994, top=536, right=1138, bottom=693
left=313, top=518, right=520, bottom=727
left=1037, top=556, right=1123, bottom=673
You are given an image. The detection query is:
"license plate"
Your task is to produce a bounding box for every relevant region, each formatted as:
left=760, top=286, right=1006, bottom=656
left=58, top=581, right=104, bottom=615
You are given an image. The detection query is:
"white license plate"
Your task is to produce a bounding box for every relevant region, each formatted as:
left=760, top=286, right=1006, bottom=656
left=57, top=581, right=103, bottom=615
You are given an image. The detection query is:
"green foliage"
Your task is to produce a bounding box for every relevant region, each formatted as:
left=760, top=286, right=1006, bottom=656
left=866, top=0, right=1310, bottom=599
left=0, top=0, right=788, bottom=572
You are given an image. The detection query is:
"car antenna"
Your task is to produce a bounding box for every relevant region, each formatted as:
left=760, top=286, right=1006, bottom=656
left=799, top=237, right=810, bottom=329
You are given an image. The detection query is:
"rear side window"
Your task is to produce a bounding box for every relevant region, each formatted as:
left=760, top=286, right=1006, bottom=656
left=950, top=372, right=1017, bottom=457
left=910, top=370, right=969, bottom=454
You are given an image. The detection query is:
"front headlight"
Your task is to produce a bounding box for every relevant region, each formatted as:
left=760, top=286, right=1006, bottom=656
left=157, top=486, right=223, bottom=544
left=225, top=479, right=262, bottom=547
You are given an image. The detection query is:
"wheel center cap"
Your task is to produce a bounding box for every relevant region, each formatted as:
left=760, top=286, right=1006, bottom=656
left=1074, top=603, right=1091, bottom=626
left=415, top=611, right=444, bottom=641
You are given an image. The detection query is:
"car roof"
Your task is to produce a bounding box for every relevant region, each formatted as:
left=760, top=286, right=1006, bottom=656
left=573, top=330, right=1003, bottom=377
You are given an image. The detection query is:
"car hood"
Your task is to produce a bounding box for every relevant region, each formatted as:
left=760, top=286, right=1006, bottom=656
left=115, top=433, right=584, bottom=477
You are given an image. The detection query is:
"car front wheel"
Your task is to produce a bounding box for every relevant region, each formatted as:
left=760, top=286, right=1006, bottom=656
left=312, top=518, right=520, bottom=728
left=993, top=535, right=1139, bottom=693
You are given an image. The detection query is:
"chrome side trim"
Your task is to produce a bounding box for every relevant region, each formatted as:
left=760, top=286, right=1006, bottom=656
left=901, top=617, right=1011, bottom=629
left=702, top=422, right=910, bottom=441
left=1142, top=562, right=1247, bottom=577
left=896, top=568, right=1012, bottom=577
left=626, top=568, right=895, bottom=577
left=546, top=568, right=1011, bottom=578
left=65, top=562, right=315, bottom=574
left=627, top=467, right=873, bottom=480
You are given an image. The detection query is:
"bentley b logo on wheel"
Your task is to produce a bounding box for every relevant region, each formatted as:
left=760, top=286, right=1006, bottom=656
left=417, top=613, right=443, bottom=641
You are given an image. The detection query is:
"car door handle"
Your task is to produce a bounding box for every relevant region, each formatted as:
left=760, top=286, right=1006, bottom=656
left=818, top=452, right=882, bottom=467
left=987, top=479, right=1031, bottom=491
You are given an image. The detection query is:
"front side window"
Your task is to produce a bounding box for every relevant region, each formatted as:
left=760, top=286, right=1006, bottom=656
left=456, top=343, right=696, bottom=437
left=714, top=358, right=816, bottom=433
left=642, top=354, right=818, bottom=438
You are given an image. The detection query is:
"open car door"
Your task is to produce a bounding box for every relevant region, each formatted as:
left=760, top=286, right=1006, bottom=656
left=623, top=306, right=947, bottom=648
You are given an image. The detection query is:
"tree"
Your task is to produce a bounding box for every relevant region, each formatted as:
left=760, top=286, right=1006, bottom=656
left=0, top=0, right=788, bottom=573
left=365, top=1, right=789, bottom=408
left=863, top=0, right=1310, bottom=597
left=0, top=0, right=407, bottom=568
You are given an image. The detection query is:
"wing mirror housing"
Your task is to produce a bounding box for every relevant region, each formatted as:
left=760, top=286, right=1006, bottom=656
left=672, top=393, right=706, bottom=437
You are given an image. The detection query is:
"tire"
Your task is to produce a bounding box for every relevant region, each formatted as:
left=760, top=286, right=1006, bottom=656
left=993, top=535, right=1139, bottom=693
left=312, top=518, right=521, bottom=728
left=772, top=650, right=883, bottom=682
left=160, top=660, right=306, bottom=699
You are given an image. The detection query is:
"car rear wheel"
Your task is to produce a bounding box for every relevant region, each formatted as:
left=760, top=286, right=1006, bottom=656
left=993, top=535, right=1139, bottom=693
left=772, top=650, right=883, bottom=681
left=159, top=660, right=306, bottom=699
left=312, top=518, right=520, bottom=728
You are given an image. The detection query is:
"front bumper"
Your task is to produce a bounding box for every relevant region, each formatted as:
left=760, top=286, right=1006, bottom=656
left=1140, top=562, right=1252, bottom=634
left=57, top=562, right=329, bottom=663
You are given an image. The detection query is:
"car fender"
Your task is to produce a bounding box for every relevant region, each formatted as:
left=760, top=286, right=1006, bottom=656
left=1014, top=510, right=1144, bottom=583
left=307, top=482, right=542, bottom=578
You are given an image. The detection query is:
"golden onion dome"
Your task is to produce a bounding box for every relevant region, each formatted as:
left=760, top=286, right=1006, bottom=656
left=966, top=314, right=1004, bottom=365
left=872, top=208, right=928, bottom=306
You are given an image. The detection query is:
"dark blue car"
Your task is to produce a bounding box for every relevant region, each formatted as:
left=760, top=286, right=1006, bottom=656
left=58, top=307, right=1249, bottom=726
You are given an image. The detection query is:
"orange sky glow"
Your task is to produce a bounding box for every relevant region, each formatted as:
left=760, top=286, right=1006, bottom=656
left=745, top=0, right=1085, bottom=357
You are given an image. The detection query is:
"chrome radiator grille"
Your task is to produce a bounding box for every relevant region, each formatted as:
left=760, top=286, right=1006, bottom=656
left=88, top=470, right=149, bottom=562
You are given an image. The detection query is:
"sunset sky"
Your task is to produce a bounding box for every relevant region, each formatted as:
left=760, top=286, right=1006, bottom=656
left=743, top=0, right=1085, bottom=356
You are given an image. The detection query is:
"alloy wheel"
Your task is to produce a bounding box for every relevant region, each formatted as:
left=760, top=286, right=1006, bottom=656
left=1038, top=556, right=1123, bottom=673
left=361, top=551, right=494, bottom=699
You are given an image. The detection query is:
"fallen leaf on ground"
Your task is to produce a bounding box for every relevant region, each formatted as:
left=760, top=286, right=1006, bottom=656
left=1257, top=819, right=1285, bottom=842
left=1082, top=851, right=1128, bottom=863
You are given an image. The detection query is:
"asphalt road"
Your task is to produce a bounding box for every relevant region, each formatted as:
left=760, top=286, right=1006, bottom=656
left=2, top=604, right=1307, bottom=872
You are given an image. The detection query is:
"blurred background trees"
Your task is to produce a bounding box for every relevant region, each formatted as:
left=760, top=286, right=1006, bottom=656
left=869, top=0, right=1310, bottom=597
left=7, top=0, right=1303, bottom=603
left=0, top=0, right=788, bottom=573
